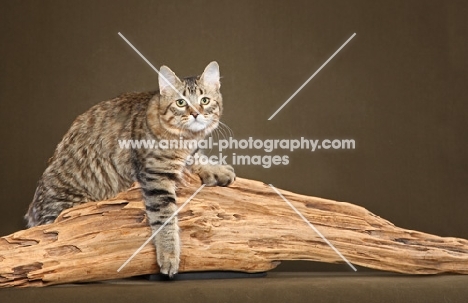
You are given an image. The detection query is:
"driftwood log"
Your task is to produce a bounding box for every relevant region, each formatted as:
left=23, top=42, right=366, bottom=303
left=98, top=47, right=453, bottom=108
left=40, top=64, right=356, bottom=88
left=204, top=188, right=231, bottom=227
left=1, top=177, right=468, bottom=287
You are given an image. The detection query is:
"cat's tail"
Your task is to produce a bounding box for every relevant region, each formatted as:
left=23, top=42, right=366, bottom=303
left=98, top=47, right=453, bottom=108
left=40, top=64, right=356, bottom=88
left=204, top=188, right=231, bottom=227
left=25, top=178, right=86, bottom=228
left=24, top=183, right=43, bottom=228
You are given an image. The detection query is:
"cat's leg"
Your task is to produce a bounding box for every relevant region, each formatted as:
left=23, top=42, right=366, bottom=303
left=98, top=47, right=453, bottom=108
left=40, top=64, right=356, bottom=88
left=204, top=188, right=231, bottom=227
left=140, top=171, right=180, bottom=277
left=190, top=152, right=236, bottom=186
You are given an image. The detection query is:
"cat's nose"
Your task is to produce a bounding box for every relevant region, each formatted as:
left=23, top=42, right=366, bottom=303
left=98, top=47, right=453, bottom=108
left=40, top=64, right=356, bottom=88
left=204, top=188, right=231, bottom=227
left=191, top=112, right=199, bottom=119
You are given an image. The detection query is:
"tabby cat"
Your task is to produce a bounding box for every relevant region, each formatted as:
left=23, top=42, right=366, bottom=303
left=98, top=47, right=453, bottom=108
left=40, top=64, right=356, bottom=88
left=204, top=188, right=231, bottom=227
left=25, top=61, right=235, bottom=277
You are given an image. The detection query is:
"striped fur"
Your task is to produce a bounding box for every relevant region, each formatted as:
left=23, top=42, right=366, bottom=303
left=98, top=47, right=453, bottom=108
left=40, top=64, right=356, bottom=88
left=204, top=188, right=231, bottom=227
left=25, top=62, right=235, bottom=277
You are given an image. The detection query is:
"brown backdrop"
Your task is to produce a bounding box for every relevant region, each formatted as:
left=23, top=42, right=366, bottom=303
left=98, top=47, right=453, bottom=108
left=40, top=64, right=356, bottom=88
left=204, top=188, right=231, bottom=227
left=0, top=0, right=467, bottom=272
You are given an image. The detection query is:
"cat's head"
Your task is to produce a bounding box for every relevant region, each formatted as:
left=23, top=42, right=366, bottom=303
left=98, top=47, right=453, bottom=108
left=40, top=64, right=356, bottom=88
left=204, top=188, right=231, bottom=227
left=157, top=61, right=222, bottom=138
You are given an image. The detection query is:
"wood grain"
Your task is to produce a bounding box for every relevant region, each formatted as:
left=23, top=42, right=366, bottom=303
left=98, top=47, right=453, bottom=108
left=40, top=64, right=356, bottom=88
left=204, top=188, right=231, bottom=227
left=1, top=177, right=468, bottom=287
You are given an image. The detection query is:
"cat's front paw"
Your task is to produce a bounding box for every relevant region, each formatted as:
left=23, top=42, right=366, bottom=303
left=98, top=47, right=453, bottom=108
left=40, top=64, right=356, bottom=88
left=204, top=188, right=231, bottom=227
left=158, top=251, right=179, bottom=278
left=195, top=165, right=236, bottom=186
left=156, top=228, right=180, bottom=279
left=195, top=164, right=236, bottom=187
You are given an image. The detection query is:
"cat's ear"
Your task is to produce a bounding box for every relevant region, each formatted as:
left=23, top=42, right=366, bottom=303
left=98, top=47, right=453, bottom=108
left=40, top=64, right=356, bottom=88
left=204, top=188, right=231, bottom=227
left=201, top=61, right=220, bottom=90
left=158, top=65, right=181, bottom=95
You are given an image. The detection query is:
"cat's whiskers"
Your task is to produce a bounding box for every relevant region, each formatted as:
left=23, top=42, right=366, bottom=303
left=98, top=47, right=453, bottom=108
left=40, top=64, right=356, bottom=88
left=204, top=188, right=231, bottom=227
left=218, top=121, right=234, bottom=139
left=219, top=121, right=234, bottom=137
left=213, top=125, right=226, bottom=142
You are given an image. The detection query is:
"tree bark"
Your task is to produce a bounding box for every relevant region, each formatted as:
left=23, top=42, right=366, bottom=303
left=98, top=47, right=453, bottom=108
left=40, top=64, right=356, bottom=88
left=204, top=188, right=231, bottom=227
left=1, top=177, right=468, bottom=287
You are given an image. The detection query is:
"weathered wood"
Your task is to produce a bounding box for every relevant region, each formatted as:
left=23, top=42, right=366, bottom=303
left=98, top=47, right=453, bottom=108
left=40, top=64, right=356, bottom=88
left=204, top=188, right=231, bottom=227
left=1, top=177, right=468, bottom=287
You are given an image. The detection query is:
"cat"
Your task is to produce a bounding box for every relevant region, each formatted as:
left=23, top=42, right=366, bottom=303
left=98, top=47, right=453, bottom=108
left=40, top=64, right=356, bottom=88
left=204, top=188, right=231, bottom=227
left=25, top=61, right=235, bottom=277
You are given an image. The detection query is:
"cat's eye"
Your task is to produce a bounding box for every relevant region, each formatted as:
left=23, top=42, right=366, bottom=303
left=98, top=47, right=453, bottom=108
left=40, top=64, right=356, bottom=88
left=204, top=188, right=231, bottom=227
left=176, top=99, right=187, bottom=107
left=200, top=97, right=210, bottom=105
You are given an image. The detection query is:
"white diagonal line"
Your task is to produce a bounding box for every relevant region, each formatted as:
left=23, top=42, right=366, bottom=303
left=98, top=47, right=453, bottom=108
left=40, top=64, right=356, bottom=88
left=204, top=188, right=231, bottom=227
left=269, top=184, right=357, bottom=271
left=268, top=33, right=356, bottom=120
left=117, top=184, right=205, bottom=272
left=117, top=32, right=200, bottom=115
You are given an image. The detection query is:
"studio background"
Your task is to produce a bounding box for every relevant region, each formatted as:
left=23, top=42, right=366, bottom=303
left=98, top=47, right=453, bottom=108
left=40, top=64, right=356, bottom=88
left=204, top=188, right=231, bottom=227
left=1, top=0, right=467, bottom=272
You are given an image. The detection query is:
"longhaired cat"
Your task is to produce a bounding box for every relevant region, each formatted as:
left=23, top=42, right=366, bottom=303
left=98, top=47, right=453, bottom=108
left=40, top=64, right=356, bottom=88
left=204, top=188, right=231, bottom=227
left=25, top=61, right=235, bottom=277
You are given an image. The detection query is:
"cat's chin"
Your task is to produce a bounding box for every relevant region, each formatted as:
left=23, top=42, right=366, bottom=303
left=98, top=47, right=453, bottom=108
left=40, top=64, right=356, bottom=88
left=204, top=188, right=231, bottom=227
left=187, top=121, right=208, bottom=133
